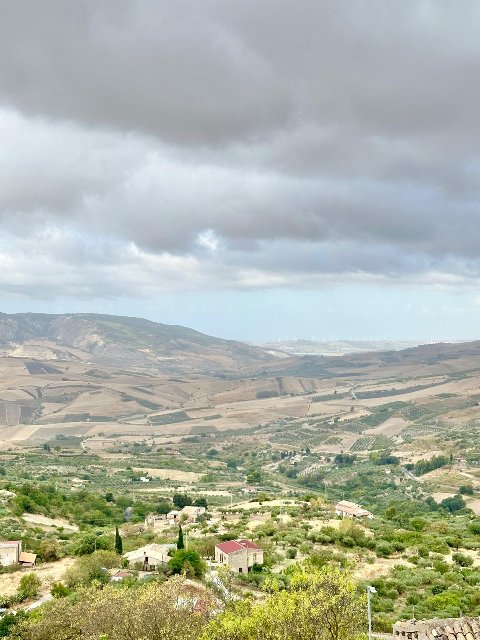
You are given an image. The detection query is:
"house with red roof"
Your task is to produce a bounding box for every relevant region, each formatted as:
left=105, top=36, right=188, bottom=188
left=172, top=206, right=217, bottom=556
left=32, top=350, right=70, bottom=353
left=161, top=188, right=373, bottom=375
left=214, top=539, right=263, bottom=573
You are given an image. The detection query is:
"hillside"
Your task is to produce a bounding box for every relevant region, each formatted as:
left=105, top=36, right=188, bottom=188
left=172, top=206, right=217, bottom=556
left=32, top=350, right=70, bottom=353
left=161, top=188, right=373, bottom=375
left=0, top=313, right=271, bottom=372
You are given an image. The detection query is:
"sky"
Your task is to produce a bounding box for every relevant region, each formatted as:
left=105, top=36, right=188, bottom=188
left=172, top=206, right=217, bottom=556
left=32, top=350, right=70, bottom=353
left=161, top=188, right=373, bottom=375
left=1, top=1, right=480, bottom=342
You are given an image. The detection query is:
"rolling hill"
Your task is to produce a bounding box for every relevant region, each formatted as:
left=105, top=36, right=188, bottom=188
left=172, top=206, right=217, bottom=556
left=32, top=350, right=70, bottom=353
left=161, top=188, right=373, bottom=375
left=0, top=313, right=271, bottom=372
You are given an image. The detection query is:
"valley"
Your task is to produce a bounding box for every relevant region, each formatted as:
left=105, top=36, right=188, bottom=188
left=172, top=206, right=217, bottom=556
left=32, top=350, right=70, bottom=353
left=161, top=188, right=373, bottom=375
left=0, top=314, right=478, bottom=634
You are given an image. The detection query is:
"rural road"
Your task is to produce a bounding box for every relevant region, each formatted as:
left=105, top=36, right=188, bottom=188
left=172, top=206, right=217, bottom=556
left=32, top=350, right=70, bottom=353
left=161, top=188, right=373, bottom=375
left=24, top=593, right=52, bottom=611
left=400, top=467, right=419, bottom=482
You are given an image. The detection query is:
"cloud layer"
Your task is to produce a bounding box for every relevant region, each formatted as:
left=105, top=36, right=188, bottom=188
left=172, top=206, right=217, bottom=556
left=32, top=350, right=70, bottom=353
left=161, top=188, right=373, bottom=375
left=1, top=1, right=480, bottom=298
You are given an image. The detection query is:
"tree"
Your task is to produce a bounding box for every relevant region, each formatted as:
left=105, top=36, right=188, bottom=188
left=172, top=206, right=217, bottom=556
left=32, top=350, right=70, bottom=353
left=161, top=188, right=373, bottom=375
left=39, top=539, right=60, bottom=562
left=156, top=501, right=172, bottom=514
left=177, top=525, right=185, bottom=550
left=173, top=493, right=192, bottom=509
left=246, top=470, right=262, bottom=484
left=168, top=549, right=206, bottom=578
left=440, top=494, right=466, bottom=513
left=114, top=526, right=123, bottom=555
left=206, top=565, right=366, bottom=640
left=64, top=551, right=118, bottom=588
left=74, top=533, right=110, bottom=556
left=13, top=577, right=214, bottom=640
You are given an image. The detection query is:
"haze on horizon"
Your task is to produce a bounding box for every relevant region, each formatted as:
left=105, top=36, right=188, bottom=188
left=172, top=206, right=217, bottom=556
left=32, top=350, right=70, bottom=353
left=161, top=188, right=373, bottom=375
left=2, top=1, right=480, bottom=343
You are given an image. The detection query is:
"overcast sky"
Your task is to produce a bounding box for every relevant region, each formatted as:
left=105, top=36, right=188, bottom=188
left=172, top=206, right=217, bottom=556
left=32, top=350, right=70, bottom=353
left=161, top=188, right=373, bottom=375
left=1, top=1, right=480, bottom=342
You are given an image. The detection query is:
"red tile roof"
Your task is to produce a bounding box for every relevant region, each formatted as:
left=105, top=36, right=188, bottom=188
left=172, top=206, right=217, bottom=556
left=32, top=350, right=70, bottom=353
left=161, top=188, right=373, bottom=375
left=216, top=540, right=244, bottom=554
left=216, top=539, right=261, bottom=554
left=237, top=539, right=261, bottom=550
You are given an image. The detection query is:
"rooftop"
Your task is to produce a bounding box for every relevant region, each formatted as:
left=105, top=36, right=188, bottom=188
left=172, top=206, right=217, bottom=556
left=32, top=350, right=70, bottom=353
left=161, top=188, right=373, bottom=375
left=216, top=539, right=261, bottom=554
left=394, top=617, right=480, bottom=640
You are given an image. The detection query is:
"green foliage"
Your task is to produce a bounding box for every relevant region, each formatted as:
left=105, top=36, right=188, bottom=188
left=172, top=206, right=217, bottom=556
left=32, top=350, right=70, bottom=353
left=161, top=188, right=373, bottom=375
left=74, top=533, right=111, bottom=556
left=115, top=526, right=123, bottom=555
left=413, top=455, right=449, bottom=476
left=64, top=550, right=119, bottom=588
left=19, top=573, right=41, bottom=599
left=12, top=577, right=214, bottom=640
left=177, top=525, right=185, bottom=550
left=452, top=552, right=473, bottom=567
left=167, top=549, right=206, bottom=578
left=334, top=454, right=355, bottom=466
left=440, top=495, right=466, bottom=513
left=205, top=565, right=366, bottom=640
left=459, top=485, right=474, bottom=495
left=172, top=493, right=192, bottom=509
left=0, top=610, right=27, bottom=638
left=50, top=582, right=70, bottom=598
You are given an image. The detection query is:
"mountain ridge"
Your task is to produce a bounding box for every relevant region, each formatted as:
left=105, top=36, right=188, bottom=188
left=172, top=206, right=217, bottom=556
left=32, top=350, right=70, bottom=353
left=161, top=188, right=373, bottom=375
left=0, top=312, right=271, bottom=373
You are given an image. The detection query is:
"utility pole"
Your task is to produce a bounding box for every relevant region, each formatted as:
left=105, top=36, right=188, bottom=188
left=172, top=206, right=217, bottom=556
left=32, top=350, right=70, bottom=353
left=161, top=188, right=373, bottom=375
left=367, top=585, right=377, bottom=640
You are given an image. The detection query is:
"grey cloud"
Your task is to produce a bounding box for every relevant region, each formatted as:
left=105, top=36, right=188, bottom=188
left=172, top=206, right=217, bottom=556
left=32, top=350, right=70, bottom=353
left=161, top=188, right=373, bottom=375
left=1, top=1, right=480, bottom=298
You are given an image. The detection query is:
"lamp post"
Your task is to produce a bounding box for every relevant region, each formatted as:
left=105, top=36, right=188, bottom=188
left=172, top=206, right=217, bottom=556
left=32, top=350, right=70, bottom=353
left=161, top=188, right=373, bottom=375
left=367, top=585, right=377, bottom=640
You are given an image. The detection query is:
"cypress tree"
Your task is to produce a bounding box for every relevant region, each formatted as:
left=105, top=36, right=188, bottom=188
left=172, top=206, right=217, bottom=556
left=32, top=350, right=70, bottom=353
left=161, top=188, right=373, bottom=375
left=177, top=524, right=184, bottom=550
left=115, top=526, right=123, bottom=555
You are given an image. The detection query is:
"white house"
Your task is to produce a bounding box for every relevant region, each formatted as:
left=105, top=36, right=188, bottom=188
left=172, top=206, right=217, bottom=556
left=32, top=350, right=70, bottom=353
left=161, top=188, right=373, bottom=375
left=180, top=505, right=206, bottom=522
left=335, top=500, right=373, bottom=519
left=0, top=541, right=37, bottom=567
left=123, top=543, right=176, bottom=571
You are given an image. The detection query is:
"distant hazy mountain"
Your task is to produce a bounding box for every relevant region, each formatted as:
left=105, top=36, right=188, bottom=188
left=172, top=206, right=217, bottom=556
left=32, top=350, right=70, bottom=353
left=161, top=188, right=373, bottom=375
left=0, top=313, right=271, bottom=372
left=261, top=339, right=437, bottom=357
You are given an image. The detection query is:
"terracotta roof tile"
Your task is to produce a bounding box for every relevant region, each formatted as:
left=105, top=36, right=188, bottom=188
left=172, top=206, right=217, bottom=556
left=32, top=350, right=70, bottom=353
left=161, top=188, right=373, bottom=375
left=394, top=617, right=480, bottom=640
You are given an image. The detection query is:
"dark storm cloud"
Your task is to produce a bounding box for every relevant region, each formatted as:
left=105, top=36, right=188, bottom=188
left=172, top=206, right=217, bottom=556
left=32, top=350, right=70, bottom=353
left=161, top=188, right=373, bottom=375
left=1, top=1, right=480, bottom=296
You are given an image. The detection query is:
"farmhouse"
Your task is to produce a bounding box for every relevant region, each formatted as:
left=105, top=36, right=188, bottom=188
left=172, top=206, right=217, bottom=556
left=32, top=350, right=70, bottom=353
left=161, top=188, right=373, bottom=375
left=145, top=513, right=167, bottom=529
left=181, top=505, right=206, bottom=522
left=111, top=570, right=134, bottom=582
left=0, top=541, right=37, bottom=567
left=242, top=486, right=257, bottom=494
left=335, top=500, right=373, bottom=519
left=167, top=510, right=181, bottom=523
left=394, top=617, right=480, bottom=640
left=215, top=539, right=263, bottom=573
left=123, top=543, right=175, bottom=571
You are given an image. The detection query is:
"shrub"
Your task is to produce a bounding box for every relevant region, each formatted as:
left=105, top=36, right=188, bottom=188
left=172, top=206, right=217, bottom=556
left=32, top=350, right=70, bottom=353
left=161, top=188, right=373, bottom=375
left=51, top=582, right=70, bottom=598
left=19, top=573, right=41, bottom=599
left=168, top=549, right=206, bottom=578
left=375, top=542, right=394, bottom=558
left=452, top=552, right=473, bottom=567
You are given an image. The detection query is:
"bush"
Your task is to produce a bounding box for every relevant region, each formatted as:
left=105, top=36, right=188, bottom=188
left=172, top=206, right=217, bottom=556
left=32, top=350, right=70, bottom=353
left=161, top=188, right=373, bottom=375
left=19, top=573, right=41, bottom=599
left=12, top=577, right=214, bottom=640
left=440, top=495, right=466, bottom=513
left=375, top=542, right=394, bottom=558
left=167, top=549, right=206, bottom=578
left=51, top=582, right=70, bottom=598
left=64, top=551, right=118, bottom=588
left=459, top=485, right=474, bottom=495
left=286, top=548, right=297, bottom=559
left=452, top=552, right=473, bottom=567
